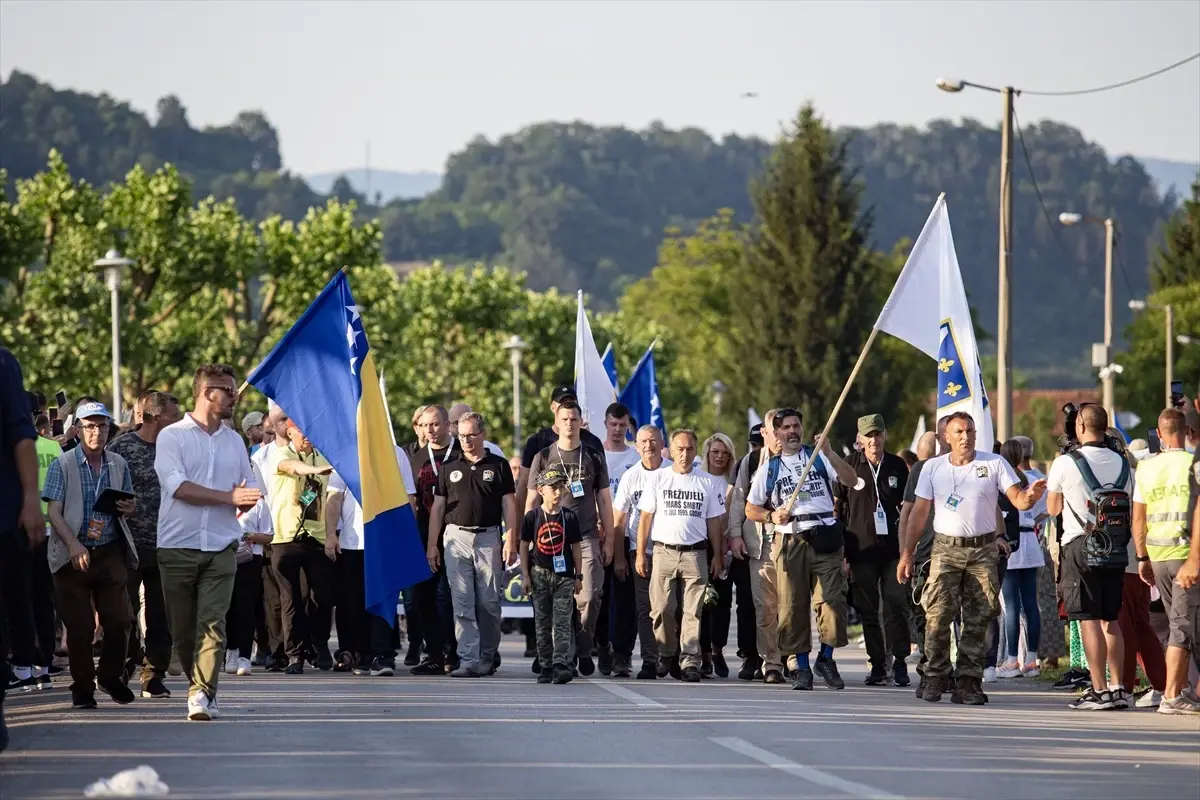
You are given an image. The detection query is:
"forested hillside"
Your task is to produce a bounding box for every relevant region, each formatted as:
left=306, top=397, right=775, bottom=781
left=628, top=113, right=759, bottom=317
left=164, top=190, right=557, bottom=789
left=1, top=71, right=1180, bottom=386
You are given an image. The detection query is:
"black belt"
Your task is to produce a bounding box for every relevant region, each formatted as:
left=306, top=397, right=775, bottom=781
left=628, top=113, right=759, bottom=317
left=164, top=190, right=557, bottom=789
left=657, top=541, right=707, bottom=552
left=936, top=532, right=996, bottom=548
left=451, top=524, right=500, bottom=533
left=1019, top=526, right=1036, bottom=532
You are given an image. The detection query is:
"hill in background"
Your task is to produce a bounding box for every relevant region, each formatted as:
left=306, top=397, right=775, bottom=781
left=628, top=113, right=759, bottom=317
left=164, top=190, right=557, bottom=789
left=305, top=168, right=442, bottom=203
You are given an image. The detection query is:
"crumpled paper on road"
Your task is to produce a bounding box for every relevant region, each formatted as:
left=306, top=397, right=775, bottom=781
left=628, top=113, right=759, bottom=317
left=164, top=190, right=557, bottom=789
left=83, top=765, right=169, bottom=797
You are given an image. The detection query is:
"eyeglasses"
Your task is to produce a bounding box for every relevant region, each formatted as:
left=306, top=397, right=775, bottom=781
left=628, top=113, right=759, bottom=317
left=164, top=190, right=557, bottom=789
left=205, top=385, right=236, bottom=398
left=460, top=431, right=484, bottom=440
left=79, top=422, right=107, bottom=432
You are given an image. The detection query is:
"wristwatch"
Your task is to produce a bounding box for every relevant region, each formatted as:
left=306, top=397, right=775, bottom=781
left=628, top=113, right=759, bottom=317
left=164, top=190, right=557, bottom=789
left=1136, top=555, right=1151, bottom=563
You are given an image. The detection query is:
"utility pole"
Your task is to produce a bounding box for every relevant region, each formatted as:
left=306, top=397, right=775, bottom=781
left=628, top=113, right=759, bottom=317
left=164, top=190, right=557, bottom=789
left=1102, top=217, right=1115, bottom=420
left=995, top=87, right=1015, bottom=442
left=1165, top=303, right=1175, bottom=408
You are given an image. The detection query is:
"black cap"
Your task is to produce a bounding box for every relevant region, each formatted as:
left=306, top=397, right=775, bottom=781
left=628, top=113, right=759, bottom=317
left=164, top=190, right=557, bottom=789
left=551, top=385, right=577, bottom=403
left=748, top=423, right=764, bottom=447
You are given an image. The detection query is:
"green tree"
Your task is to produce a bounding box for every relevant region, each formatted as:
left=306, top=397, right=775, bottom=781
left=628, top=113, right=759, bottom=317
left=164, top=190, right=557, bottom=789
left=1152, top=178, right=1200, bottom=290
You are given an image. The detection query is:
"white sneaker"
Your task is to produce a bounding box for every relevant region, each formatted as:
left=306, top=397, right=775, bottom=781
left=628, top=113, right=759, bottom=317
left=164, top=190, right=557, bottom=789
left=236, top=657, right=252, bottom=676
left=224, top=651, right=238, bottom=675
left=982, top=667, right=998, bottom=683
left=1020, top=661, right=1040, bottom=679
left=1135, top=689, right=1163, bottom=708
left=207, top=697, right=222, bottom=719
left=995, top=659, right=1022, bottom=679
left=906, top=646, right=922, bottom=665
left=187, top=691, right=212, bottom=721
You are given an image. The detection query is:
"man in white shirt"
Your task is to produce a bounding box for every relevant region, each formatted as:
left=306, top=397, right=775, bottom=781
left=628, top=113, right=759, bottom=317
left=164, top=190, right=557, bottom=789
left=250, top=403, right=288, bottom=669
left=745, top=408, right=862, bottom=692
left=599, top=402, right=640, bottom=676
left=612, top=424, right=671, bottom=679
left=899, top=411, right=1046, bottom=706
left=155, top=364, right=262, bottom=721
left=1047, top=404, right=1133, bottom=711
left=325, top=444, right=416, bottom=677
left=635, top=429, right=725, bottom=682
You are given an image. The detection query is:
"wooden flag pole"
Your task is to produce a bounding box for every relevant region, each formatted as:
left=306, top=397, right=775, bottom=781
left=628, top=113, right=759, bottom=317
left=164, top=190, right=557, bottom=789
left=779, top=326, right=882, bottom=517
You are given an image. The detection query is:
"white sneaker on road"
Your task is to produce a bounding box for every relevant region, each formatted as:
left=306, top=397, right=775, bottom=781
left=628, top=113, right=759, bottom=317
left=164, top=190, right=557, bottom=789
left=995, top=660, right=1022, bottom=679
left=224, top=651, right=238, bottom=675
left=982, top=667, right=998, bottom=683
left=187, top=691, right=212, bottom=721
left=236, top=658, right=252, bottom=676
left=1134, top=689, right=1162, bottom=708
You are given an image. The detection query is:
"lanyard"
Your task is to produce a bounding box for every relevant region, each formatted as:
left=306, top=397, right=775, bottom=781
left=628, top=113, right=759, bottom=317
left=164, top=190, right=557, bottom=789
left=555, top=443, right=583, bottom=481
left=868, top=458, right=884, bottom=511
left=428, top=438, right=455, bottom=477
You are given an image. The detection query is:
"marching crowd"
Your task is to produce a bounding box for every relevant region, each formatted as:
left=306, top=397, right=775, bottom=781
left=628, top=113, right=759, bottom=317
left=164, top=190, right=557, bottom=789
left=2, top=342, right=1200, bottom=751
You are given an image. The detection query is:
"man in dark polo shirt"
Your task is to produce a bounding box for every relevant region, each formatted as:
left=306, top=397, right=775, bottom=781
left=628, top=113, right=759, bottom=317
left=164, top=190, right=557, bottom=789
left=836, top=414, right=910, bottom=687
left=428, top=412, right=518, bottom=677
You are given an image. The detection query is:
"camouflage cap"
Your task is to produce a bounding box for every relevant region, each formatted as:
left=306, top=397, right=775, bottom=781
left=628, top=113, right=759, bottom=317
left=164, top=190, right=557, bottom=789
left=536, top=468, right=569, bottom=488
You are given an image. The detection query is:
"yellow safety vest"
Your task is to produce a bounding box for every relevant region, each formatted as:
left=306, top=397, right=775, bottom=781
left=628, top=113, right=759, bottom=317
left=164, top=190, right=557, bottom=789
left=1135, top=451, right=1192, bottom=562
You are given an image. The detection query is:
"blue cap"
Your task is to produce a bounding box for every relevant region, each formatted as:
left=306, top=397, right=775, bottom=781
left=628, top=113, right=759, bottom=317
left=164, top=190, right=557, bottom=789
left=74, top=401, right=112, bottom=420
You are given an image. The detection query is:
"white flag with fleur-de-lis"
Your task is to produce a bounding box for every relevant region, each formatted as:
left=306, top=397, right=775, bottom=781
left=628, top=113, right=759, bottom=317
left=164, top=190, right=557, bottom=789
left=874, top=196, right=994, bottom=447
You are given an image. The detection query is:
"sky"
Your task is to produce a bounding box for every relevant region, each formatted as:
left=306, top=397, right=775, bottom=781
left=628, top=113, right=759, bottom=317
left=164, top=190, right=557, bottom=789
left=2, top=0, right=1198, bottom=175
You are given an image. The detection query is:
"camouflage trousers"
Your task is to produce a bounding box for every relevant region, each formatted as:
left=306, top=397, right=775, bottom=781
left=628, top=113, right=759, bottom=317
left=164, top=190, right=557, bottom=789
left=532, top=566, right=576, bottom=669
left=922, top=535, right=1000, bottom=680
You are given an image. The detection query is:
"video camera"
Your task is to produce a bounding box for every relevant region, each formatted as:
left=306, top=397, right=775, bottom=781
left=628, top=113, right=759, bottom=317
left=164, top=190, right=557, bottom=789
left=1058, top=402, right=1124, bottom=455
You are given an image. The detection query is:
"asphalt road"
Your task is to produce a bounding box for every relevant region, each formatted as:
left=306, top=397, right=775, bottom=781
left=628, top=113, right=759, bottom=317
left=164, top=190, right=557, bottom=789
left=2, top=637, right=1197, bottom=800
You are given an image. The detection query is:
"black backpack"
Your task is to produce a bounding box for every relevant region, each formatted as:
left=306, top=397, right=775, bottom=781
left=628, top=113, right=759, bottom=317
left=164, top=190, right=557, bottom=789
left=1065, top=450, right=1132, bottom=569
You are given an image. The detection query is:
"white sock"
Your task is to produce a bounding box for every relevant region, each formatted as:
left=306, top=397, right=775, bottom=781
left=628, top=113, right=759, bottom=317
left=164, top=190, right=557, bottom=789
left=1109, top=683, right=1125, bottom=692
left=1025, top=650, right=1038, bottom=665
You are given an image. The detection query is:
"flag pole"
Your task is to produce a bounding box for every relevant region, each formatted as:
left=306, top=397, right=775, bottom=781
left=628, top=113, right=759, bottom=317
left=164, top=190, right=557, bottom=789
left=780, top=326, right=881, bottom=516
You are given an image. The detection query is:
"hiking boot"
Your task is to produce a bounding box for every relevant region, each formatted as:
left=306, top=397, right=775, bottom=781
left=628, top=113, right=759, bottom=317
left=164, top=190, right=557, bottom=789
left=713, top=652, right=729, bottom=678
left=537, top=668, right=553, bottom=684
left=737, top=656, right=761, bottom=681
left=951, top=675, right=987, bottom=706
left=681, top=666, right=703, bottom=683
left=790, top=668, right=814, bottom=691
left=636, top=662, right=657, bottom=680
left=893, top=661, right=911, bottom=687
left=531, top=657, right=540, bottom=674
left=764, top=670, right=785, bottom=685
left=814, top=657, right=845, bottom=690
left=922, top=675, right=949, bottom=702
left=864, top=665, right=888, bottom=686
left=596, top=645, right=613, bottom=676
left=915, top=672, right=929, bottom=699
left=552, top=665, right=574, bottom=684
left=333, top=651, right=356, bottom=673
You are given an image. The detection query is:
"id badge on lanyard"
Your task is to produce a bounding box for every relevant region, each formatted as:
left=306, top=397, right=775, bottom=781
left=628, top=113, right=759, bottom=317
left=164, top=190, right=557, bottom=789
left=87, top=518, right=104, bottom=541
left=873, top=503, right=889, bottom=537
left=568, top=479, right=585, bottom=498
left=552, top=554, right=568, bottom=573
left=945, top=493, right=964, bottom=511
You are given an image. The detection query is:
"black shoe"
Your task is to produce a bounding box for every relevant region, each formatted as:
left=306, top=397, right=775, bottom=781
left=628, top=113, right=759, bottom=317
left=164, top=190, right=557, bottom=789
left=737, top=656, right=760, bottom=681
left=537, top=669, right=553, bottom=684
left=577, top=656, right=595, bottom=677
left=915, top=672, right=929, bottom=698
left=660, top=657, right=682, bottom=680
left=333, top=651, right=355, bottom=673
left=865, top=665, right=888, bottom=686
left=681, top=666, right=703, bottom=683
left=284, top=659, right=304, bottom=675
left=493, top=651, right=502, bottom=671
left=1052, top=669, right=1091, bottom=691
left=72, top=692, right=98, bottom=710
left=523, top=647, right=538, bottom=658
left=764, top=669, right=785, bottom=685
left=611, top=655, right=632, bottom=678
left=922, top=675, right=949, bottom=702
left=445, top=658, right=460, bottom=675
left=97, top=678, right=135, bottom=705
left=893, top=661, right=911, bottom=687
left=369, top=657, right=395, bottom=677
left=790, top=667, right=814, bottom=690
left=409, top=659, right=444, bottom=676
left=656, top=660, right=670, bottom=678
left=47, top=665, right=64, bottom=676
left=713, top=652, right=729, bottom=678
left=265, top=658, right=285, bottom=673
left=141, top=677, right=171, bottom=699
left=753, top=668, right=764, bottom=680
left=814, top=657, right=845, bottom=690
left=597, top=645, right=612, bottom=676
left=636, top=662, right=657, bottom=680
left=552, top=665, right=574, bottom=684
left=403, top=645, right=422, bottom=667
left=531, top=657, right=541, bottom=674
left=316, top=650, right=334, bottom=671
left=951, top=675, right=987, bottom=706
left=700, top=653, right=714, bottom=678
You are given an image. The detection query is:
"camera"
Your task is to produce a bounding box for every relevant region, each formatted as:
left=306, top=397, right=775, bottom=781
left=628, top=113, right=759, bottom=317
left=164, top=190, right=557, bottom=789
left=1059, top=402, right=1123, bottom=455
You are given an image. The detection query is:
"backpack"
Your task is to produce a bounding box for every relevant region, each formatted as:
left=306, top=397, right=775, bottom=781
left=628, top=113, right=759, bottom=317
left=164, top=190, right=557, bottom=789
left=764, top=447, right=832, bottom=510
left=1065, top=449, right=1132, bottom=569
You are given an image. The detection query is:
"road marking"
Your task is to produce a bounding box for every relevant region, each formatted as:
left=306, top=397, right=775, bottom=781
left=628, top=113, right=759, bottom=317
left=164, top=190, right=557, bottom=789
left=587, top=679, right=664, bottom=708
left=710, top=736, right=905, bottom=800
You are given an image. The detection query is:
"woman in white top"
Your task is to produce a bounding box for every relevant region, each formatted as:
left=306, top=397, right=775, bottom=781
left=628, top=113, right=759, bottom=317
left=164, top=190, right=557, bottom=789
left=996, top=440, right=1045, bottom=678
left=699, top=433, right=737, bottom=677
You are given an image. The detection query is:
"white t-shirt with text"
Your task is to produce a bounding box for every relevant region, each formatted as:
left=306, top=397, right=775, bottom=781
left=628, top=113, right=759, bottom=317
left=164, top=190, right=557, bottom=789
left=746, top=450, right=841, bottom=533
left=1047, top=445, right=1133, bottom=546
left=614, top=460, right=672, bottom=555
left=605, top=447, right=641, bottom=497
left=915, top=451, right=1020, bottom=538
left=637, top=467, right=726, bottom=546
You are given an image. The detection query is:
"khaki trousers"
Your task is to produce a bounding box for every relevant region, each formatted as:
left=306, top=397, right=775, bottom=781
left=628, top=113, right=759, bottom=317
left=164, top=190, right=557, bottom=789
left=776, top=535, right=848, bottom=658
left=574, top=537, right=604, bottom=660
left=749, top=535, right=782, bottom=673
left=649, top=547, right=707, bottom=669
left=158, top=545, right=237, bottom=700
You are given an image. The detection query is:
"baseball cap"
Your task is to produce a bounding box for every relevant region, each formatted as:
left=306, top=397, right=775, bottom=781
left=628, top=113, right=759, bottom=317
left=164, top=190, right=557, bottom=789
left=536, top=468, right=569, bottom=488
left=241, top=411, right=265, bottom=434
left=748, top=423, right=764, bottom=447
left=857, top=414, right=886, bottom=436
left=551, top=385, right=577, bottom=403
left=74, top=401, right=112, bottom=421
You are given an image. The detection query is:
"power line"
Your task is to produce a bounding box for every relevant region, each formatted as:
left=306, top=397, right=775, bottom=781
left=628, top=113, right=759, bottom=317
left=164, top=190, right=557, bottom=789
left=1020, top=52, right=1200, bottom=97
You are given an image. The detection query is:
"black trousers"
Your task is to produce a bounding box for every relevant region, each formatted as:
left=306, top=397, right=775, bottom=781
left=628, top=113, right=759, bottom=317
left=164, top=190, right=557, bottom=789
left=402, top=588, right=422, bottom=654
left=728, top=555, right=758, bottom=659
left=270, top=540, right=334, bottom=661
left=850, top=556, right=911, bottom=670
left=0, top=530, right=47, bottom=667
left=335, top=549, right=398, bottom=662
left=412, top=569, right=446, bottom=664
left=125, top=545, right=172, bottom=681
left=226, top=555, right=263, bottom=658
left=701, top=573, right=733, bottom=653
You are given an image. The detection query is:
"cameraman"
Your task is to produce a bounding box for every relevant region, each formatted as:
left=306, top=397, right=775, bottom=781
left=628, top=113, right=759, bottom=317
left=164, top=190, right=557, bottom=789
left=1046, top=404, right=1131, bottom=711
left=269, top=419, right=335, bottom=674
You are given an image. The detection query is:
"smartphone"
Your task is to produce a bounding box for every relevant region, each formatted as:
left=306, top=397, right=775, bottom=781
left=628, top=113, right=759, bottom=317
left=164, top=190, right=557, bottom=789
left=47, top=406, right=58, bottom=420
left=55, top=390, right=68, bottom=409
left=1171, top=380, right=1185, bottom=407
left=52, top=418, right=64, bottom=437
left=1148, top=429, right=1162, bottom=454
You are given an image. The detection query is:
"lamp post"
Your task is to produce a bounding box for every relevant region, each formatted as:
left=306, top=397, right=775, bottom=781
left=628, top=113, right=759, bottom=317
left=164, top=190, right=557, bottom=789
left=1129, top=299, right=1175, bottom=408
left=1060, top=212, right=1116, bottom=420
left=93, top=249, right=134, bottom=420
left=711, top=380, right=727, bottom=431
left=503, top=335, right=527, bottom=453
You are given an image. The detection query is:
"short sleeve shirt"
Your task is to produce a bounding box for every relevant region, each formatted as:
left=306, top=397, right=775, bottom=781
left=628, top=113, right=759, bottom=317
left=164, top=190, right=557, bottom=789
left=613, top=460, right=671, bottom=555
left=107, top=432, right=160, bottom=549
left=435, top=452, right=515, bottom=529
left=915, top=451, right=1020, bottom=537
left=1047, top=446, right=1132, bottom=546
left=604, top=447, right=641, bottom=497
left=637, top=467, right=725, bottom=546
left=269, top=447, right=331, bottom=544
left=527, top=442, right=609, bottom=537
left=747, top=450, right=841, bottom=533
left=521, top=506, right=583, bottom=576
left=904, top=459, right=937, bottom=561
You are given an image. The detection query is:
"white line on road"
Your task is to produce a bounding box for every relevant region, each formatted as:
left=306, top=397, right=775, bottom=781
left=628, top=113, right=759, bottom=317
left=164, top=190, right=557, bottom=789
left=710, top=736, right=905, bottom=800
left=587, top=679, right=664, bottom=708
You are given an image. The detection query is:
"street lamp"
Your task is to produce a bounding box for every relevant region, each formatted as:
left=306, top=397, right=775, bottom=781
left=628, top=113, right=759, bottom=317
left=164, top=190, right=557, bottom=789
left=93, top=249, right=134, bottom=420
left=1059, top=212, right=1116, bottom=421
left=936, top=76, right=1016, bottom=441
left=502, top=334, right=527, bottom=453
left=1178, top=334, right=1196, bottom=346
left=711, top=380, right=728, bottom=429
left=1128, top=299, right=1176, bottom=408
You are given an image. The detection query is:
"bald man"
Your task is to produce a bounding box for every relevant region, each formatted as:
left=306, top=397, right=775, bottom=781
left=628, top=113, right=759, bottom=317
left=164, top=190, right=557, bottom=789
left=449, top=403, right=506, bottom=460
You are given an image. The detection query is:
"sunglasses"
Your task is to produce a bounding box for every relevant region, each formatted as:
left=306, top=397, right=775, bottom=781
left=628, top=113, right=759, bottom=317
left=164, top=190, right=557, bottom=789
left=205, top=385, right=237, bottom=398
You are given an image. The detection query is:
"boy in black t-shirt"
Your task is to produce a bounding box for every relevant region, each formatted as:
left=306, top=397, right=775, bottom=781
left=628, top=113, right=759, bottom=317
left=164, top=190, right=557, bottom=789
left=521, top=469, right=583, bottom=684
